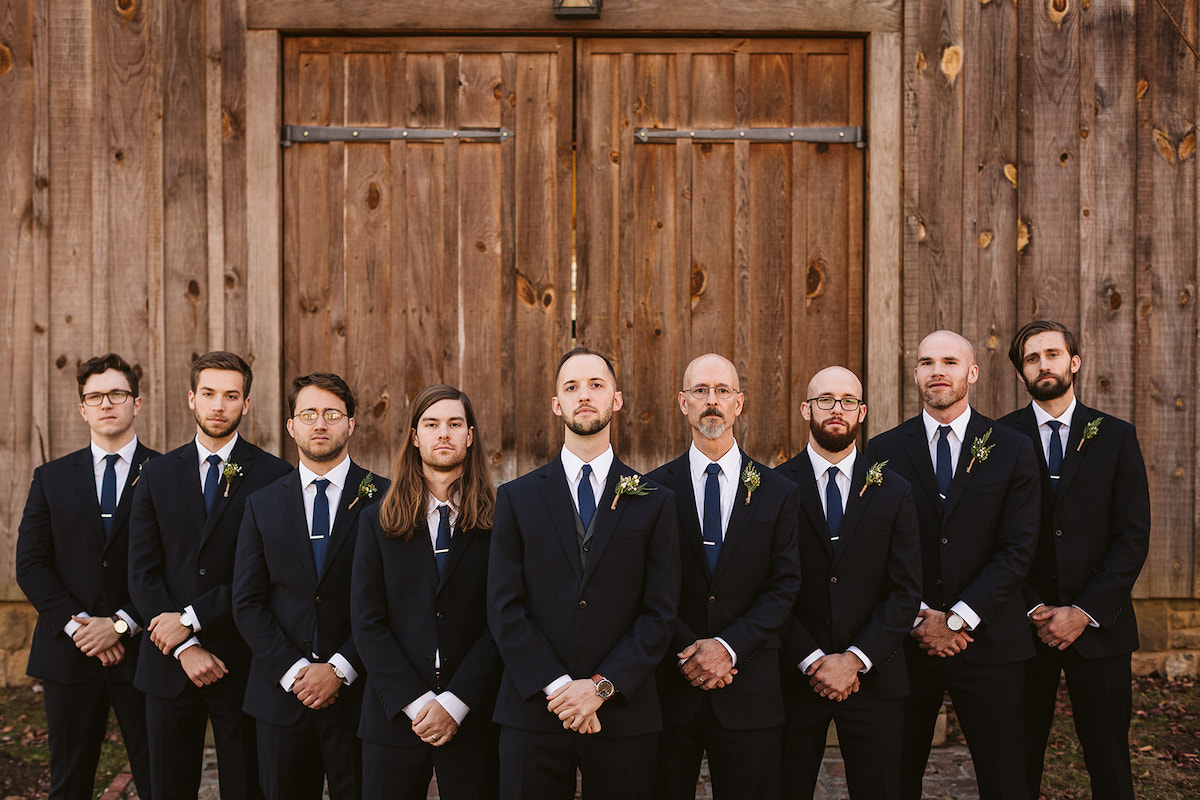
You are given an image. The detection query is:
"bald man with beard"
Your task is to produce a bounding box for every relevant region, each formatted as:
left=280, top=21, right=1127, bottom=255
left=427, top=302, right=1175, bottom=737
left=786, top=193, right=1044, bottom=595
left=775, top=367, right=922, bottom=800
left=865, top=331, right=1040, bottom=800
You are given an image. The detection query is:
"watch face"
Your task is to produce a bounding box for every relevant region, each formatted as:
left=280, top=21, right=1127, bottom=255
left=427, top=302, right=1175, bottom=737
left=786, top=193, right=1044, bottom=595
left=113, top=619, right=129, bottom=635
left=595, top=679, right=615, bottom=699
left=947, top=614, right=963, bottom=631
left=179, top=612, right=193, bottom=629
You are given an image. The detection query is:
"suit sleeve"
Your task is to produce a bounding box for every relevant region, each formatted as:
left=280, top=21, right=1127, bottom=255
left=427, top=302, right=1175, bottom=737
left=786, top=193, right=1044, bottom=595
left=15, top=467, right=85, bottom=629
left=1073, top=424, right=1151, bottom=626
left=716, top=482, right=802, bottom=659
left=850, top=481, right=923, bottom=664
left=128, top=473, right=180, bottom=623
left=233, top=496, right=309, bottom=681
left=957, top=435, right=1041, bottom=623
left=486, top=486, right=573, bottom=700
left=595, top=491, right=681, bottom=699
left=351, top=513, right=441, bottom=721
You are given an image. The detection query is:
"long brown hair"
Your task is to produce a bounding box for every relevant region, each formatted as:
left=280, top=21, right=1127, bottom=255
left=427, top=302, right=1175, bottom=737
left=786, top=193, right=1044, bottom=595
left=377, top=385, right=495, bottom=538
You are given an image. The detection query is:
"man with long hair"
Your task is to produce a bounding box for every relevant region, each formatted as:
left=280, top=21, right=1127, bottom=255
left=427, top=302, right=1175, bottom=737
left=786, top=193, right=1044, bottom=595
left=352, top=384, right=502, bottom=800
left=234, top=372, right=388, bottom=800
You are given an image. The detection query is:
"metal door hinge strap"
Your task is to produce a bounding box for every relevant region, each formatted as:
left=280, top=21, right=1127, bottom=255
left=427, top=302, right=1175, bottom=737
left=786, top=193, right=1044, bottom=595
left=281, top=125, right=513, bottom=147
left=634, top=126, right=865, bottom=148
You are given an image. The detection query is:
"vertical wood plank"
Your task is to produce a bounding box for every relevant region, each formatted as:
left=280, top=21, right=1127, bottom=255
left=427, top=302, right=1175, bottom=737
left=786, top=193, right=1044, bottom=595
left=205, top=0, right=226, bottom=351
left=220, top=0, right=250, bottom=362
left=901, top=0, right=924, bottom=420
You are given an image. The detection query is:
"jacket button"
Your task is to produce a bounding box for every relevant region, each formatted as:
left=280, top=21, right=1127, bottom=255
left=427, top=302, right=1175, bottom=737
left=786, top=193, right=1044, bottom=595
left=198, top=568, right=207, bottom=576
left=824, top=618, right=831, bottom=626
left=102, top=561, right=108, bottom=568
left=315, top=596, right=322, bottom=604
left=940, top=538, right=948, bottom=545
left=830, top=577, right=838, bottom=584
left=578, top=600, right=587, bottom=609
left=1055, top=529, right=1063, bottom=537
left=436, top=611, right=443, bottom=618
left=935, top=578, right=942, bottom=586
left=708, top=595, right=716, bottom=604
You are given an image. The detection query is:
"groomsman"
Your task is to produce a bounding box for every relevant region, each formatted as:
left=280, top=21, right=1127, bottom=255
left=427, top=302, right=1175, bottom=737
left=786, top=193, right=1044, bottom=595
left=999, top=320, right=1150, bottom=800
left=866, top=330, right=1040, bottom=800
left=16, top=354, right=158, bottom=800
left=235, top=372, right=387, bottom=800
left=775, top=366, right=921, bottom=800
left=488, top=346, right=680, bottom=800
left=646, top=354, right=801, bottom=800
left=129, top=351, right=292, bottom=800
left=353, top=384, right=500, bottom=800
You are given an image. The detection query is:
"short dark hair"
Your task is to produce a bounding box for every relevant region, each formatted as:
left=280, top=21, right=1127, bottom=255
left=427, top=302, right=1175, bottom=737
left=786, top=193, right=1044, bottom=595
left=77, top=353, right=139, bottom=399
left=555, top=345, right=617, bottom=386
left=190, top=351, right=253, bottom=395
left=287, top=372, right=356, bottom=418
left=1007, top=320, right=1080, bottom=372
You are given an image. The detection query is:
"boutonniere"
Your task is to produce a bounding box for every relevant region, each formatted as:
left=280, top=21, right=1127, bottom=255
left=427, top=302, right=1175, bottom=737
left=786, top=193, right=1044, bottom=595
left=859, top=460, right=888, bottom=497
left=966, top=429, right=995, bottom=474
left=611, top=474, right=655, bottom=510
left=741, top=463, right=761, bottom=504
left=130, top=457, right=151, bottom=487
left=221, top=461, right=244, bottom=497
left=1077, top=417, right=1103, bottom=452
left=348, top=472, right=379, bottom=509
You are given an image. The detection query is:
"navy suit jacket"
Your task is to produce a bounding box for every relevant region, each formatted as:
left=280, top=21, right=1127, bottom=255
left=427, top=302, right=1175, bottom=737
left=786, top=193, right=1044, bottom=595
left=128, top=435, right=292, bottom=699
left=487, top=454, right=680, bottom=737
left=17, top=442, right=159, bottom=684
left=352, top=505, right=500, bottom=748
left=646, top=450, right=801, bottom=729
left=775, top=452, right=922, bottom=699
left=866, top=410, right=1040, bottom=664
left=998, top=402, right=1150, bottom=658
left=233, top=460, right=388, bottom=728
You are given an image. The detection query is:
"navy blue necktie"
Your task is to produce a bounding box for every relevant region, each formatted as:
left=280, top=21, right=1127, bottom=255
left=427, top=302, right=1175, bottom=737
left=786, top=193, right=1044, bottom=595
left=578, top=464, right=596, bottom=531
left=826, top=466, right=843, bottom=546
left=311, top=479, right=330, bottom=575
left=203, top=454, right=221, bottom=514
left=435, top=505, right=451, bottom=576
left=935, top=425, right=953, bottom=503
left=100, top=453, right=120, bottom=536
left=1047, top=420, right=1064, bottom=492
left=703, top=463, right=722, bottom=573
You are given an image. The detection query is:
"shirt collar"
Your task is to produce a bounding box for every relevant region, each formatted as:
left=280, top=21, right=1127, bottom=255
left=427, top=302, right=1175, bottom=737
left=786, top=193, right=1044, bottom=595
left=560, top=444, right=614, bottom=485
left=196, top=433, right=239, bottom=466
left=805, top=443, right=857, bottom=479
left=688, top=440, right=742, bottom=483
left=91, top=436, right=139, bottom=468
left=1031, top=396, right=1077, bottom=429
left=298, top=455, right=352, bottom=491
left=922, top=407, right=971, bottom=444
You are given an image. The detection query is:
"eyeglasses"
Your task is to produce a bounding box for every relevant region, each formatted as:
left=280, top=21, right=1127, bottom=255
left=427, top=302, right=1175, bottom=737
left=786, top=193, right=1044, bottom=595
left=683, top=385, right=741, bottom=401
left=81, top=390, right=132, bottom=406
left=294, top=409, right=347, bottom=425
left=807, top=396, right=863, bottom=411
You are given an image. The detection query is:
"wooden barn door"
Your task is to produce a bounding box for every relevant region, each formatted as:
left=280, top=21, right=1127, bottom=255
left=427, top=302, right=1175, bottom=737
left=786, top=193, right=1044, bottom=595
left=281, top=38, right=573, bottom=480
left=576, top=39, right=865, bottom=470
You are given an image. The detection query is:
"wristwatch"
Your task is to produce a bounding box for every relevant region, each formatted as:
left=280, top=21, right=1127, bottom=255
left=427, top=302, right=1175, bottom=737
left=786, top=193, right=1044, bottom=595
left=591, top=674, right=615, bottom=699
left=111, top=616, right=129, bottom=636
left=946, top=612, right=965, bottom=632
left=330, top=663, right=347, bottom=682
left=179, top=611, right=194, bottom=630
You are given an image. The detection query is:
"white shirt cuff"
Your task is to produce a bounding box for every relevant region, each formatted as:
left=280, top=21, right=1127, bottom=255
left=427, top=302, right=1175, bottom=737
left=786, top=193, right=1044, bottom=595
left=436, top=691, right=470, bottom=725
left=403, top=690, right=438, bottom=722
left=798, top=649, right=825, bottom=673
left=544, top=674, right=572, bottom=698
left=951, top=601, right=981, bottom=632
left=327, top=653, right=358, bottom=684
left=64, top=611, right=89, bottom=637
left=281, top=658, right=311, bottom=691
left=1072, top=605, right=1100, bottom=628
left=173, top=636, right=201, bottom=659
left=1027, top=602, right=1045, bottom=617
left=714, top=637, right=737, bottom=667
left=847, top=646, right=872, bottom=673
left=914, top=600, right=930, bottom=628
left=184, top=604, right=202, bottom=632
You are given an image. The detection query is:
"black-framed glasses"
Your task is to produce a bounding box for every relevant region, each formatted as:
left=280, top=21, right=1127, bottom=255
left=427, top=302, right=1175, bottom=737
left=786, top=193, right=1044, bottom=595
left=81, top=390, right=132, bottom=406
left=807, top=396, right=863, bottom=411
left=294, top=409, right=347, bottom=425
left=683, top=385, right=741, bottom=401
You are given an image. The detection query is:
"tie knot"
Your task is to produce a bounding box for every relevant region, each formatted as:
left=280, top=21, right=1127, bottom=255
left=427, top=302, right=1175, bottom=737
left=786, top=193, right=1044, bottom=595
left=1047, top=420, right=1063, bottom=432
left=827, top=465, right=839, bottom=480
left=314, top=478, right=330, bottom=495
left=206, top=454, right=221, bottom=467
left=437, top=504, right=450, bottom=520
left=581, top=463, right=592, bottom=480
left=938, top=425, right=952, bottom=439
left=706, top=463, right=721, bottom=476
left=105, top=453, right=120, bottom=467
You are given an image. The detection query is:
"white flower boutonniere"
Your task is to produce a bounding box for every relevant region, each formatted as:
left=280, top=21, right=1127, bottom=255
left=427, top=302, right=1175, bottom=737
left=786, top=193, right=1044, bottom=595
left=612, top=474, right=655, bottom=510
left=966, top=429, right=995, bottom=474
left=860, top=460, right=888, bottom=497
left=222, top=461, right=244, bottom=497
left=741, top=463, right=761, bottom=505
left=348, top=472, right=379, bottom=509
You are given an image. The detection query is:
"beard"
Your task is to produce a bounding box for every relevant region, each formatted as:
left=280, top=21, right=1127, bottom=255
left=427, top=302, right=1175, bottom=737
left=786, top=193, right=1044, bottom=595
left=195, top=408, right=242, bottom=440
left=809, top=415, right=859, bottom=453
left=697, top=409, right=727, bottom=440
left=297, top=433, right=349, bottom=464
left=1025, top=369, right=1072, bottom=402
left=564, top=405, right=612, bottom=436
left=920, top=376, right=969, bottom=410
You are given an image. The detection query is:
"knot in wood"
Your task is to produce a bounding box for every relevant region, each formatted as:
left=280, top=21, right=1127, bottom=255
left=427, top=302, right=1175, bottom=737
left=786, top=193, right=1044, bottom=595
left=115, top=0, right=138, bottom=21
left=690, top=263, right=707, bottom=302
left=806, top=258, right=827, bottom=299
left=1048, top=0, right=1069, bottom=29
left=0, top=43, right=12, bottom=77
left=940, top=45, right=963, bottom=84
left=366, top=183, right=382, bottom=210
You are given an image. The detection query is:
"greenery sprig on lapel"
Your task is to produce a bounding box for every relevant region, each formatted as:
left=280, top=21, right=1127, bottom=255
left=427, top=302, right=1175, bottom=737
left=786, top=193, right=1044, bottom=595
left=222, top=461, right=243, bottom=497
left=348, top=472, right=379, bottom=509
left=859, top=460, right=888, bottom=497
left=611, top=473, right=654, bottom=510
left=966, top=429, right=995, bottom=474
left=131, top=457, right=150, bottom=487
left=1077, top=417, right=1103, bottom=452
left=741, top=463, right=761, bottom=504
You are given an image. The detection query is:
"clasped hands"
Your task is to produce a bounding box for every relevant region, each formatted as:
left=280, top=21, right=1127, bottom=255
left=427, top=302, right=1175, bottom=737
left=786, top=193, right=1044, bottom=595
left=806, top=652, right=863, bottom=702
left=292, top=662, right=342, bottom=710
left=547, top=679, right=605, bottom=735
left=70, top=615, right=124, bottom=666
left=911, top=608, right=973, bottom=657
left=678, top=638, right=737, bottom=691
left=146, top=611, right=228, bottom=687
left=1029, top=604, right=1089, bottom=650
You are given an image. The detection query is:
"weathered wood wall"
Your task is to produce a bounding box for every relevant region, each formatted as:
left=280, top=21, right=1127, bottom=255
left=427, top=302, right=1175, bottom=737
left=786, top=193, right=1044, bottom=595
left=2, top=0, right=1198, bottom=605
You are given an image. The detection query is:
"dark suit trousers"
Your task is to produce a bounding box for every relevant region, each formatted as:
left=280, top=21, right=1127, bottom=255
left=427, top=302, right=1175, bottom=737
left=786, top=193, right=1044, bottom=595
left=43, top=670, right=152, bottom=800
left=901, top=647, right=1027, bottom=800
left=782, top=687, right=903, bottom=800
left=499, top=726, right=658, bottom=800
left=362, top=738, right=498, bottom=800
left=256, top=712, right=360, bottom=800
left=655, top=694, right=781, bottom=800
left=146, top=686, right=262, bottom=800
left=1025, top=643, right=1133, bottom=800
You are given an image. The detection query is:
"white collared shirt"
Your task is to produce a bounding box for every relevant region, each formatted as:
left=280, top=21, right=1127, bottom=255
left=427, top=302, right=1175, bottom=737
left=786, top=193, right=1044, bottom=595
left=195, top=433, right=240, bottom=493
left=425, top=492, right=460, bottom=552
left=298, top=457, right=351, bottom=536
left=921, top=407, right=971, bottom=480
left=687, top=441, right=741, bottom=541
left=1032, top=397, right=1076, bottom=467
left=560, top=444, right=614, bottom=517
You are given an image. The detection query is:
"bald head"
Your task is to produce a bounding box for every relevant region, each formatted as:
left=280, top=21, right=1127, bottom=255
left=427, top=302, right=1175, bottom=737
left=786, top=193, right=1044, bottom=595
left=683, top=354, right=739, bottom=391
left=918, top=330, right=976, bottom=366
left=806, top=366, right=862, bottom=401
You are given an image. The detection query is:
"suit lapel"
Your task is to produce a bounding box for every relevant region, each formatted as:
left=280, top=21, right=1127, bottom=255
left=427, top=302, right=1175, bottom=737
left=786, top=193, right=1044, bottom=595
left=660, top=455, right=710, bottom=577
left=71, top=449, right=106, bottom=544
left=1014, top=404, right=1055, bottom=507
left=713, top=452, right=754, bottom=582
left=1056, top=404, right=1093, bottom=502
left=439, top=526, right=475, bottom=592
left=319, top=461, right=368, bottom=581
left=201, top=437, right=255, bottom=544
left=274, top=472, right=318, bottom=584
left=943, top=411, right=987, bottom=521
left=579, top=460, right=631, bottom=588
left=174, top=445, right=208, bottom=536
left=901, top=418, right=941, bottom=508
left=784, top=455, right=836, bottom=558
left=831, top=457, right=872, bottom=563
left=107, top=443, right=153, bottom=549
left=539, top=459, right=584, bottom=581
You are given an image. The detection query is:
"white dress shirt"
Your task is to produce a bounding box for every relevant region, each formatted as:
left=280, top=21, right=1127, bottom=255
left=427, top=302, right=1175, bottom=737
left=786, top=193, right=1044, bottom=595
left=684, top=442, right=743, bottom=666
